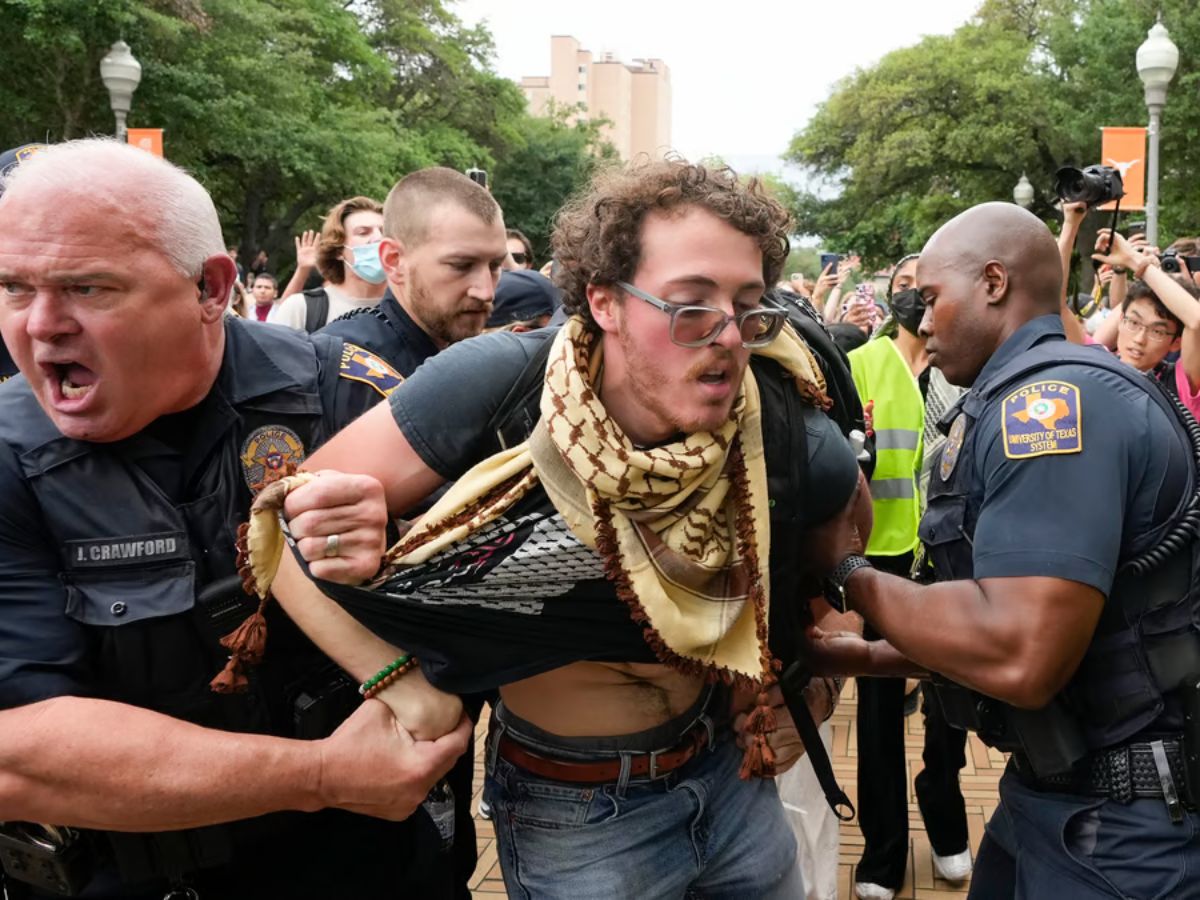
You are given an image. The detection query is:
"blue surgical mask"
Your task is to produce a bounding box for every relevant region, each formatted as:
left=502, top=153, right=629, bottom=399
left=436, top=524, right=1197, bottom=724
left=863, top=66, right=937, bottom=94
left=346, top=242, right=387, bottom=285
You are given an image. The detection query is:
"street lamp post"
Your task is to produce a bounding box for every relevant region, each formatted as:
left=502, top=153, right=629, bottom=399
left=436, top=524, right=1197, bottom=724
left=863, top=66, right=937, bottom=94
left=1013, top=173, right=1035, bottom=209
left=1136, top=18, right=1179, bottom=248
left=99, top=40, right=142, bottom=142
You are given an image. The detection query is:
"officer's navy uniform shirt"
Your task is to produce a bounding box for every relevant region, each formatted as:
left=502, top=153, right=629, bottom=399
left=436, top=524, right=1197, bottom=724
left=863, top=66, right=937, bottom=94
left=944, top=318, right=1200, bottom=900
left=320, top=288, right=440, bottom=378
left=0, top=317, right=382, bottom=708
left=951, top=315, right=1186, bottom=595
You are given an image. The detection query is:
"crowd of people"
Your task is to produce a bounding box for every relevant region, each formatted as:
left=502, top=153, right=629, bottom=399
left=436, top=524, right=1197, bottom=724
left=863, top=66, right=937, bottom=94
left=0, top=136, right=1198, bottom=900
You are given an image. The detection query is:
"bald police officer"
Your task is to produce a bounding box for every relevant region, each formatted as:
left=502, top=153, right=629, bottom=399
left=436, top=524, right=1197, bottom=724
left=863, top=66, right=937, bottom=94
left=816, top=203, right=1200, bottom=898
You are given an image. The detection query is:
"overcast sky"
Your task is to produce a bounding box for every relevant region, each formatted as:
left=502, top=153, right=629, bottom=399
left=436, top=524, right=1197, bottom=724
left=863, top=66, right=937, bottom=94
left=456, top=0, right=984, bottom=181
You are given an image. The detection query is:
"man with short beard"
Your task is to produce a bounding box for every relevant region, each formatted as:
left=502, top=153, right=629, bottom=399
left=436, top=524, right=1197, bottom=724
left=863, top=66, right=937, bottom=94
left=315, top=166, right=508, bottom=897
left=321, top=167, right=508, bottom=376
left=243, top=160, right=878, bottom=897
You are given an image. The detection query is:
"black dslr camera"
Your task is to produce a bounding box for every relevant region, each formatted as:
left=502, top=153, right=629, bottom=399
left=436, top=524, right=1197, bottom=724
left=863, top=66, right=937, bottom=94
left=1054, top=165, right=1125, bottom=207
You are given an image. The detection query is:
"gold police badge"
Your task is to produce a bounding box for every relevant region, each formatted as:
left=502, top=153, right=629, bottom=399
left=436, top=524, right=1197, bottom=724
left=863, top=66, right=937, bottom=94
left=240, top=426, right=305, bottom=491
left=940, top=413, right=967, bottom=482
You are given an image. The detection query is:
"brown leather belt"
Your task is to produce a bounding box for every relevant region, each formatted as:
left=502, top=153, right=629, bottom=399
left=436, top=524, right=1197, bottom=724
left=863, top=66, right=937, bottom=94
left=496, top=724, right=710, bottom=784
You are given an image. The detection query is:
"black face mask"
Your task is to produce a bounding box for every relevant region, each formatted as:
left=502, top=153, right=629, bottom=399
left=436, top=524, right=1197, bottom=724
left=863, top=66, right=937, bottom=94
left=889, top=288, right=926, bottom=336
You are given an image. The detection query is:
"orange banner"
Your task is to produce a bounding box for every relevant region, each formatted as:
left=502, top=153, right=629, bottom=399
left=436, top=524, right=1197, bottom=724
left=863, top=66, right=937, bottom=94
left=127, top=128, right=164, bottom=158
left=1098, top=127, right=1145, bottom=211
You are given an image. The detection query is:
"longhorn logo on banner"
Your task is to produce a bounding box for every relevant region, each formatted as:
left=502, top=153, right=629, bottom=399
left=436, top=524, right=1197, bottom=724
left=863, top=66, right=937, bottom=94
left=1099, top=127, right=1146, bottom=211
left=126, top=128, right=164, bottom=158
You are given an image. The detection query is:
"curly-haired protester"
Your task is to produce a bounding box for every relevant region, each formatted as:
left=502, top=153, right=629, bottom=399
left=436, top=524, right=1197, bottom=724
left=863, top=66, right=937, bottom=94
left=270, top=196, right=386, bottom=331
left=234, top=159, right=889, bottom=896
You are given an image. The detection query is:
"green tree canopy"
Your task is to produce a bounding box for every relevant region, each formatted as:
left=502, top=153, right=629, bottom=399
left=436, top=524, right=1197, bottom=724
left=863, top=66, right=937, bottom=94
left=491, top=105, right=619, bottom=263
left=786, top=0, right=1200, bottom=268
left=0, top=0, right=612, bottom=278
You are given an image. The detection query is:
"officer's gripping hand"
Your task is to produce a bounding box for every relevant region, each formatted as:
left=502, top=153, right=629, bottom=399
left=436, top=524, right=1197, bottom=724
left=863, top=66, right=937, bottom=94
left=803, top=624, right=928, bottom=678
left=284, top=470, right=388, bottom=584
left=317, top=700, right=471, bottom=821
left=373, top=667, right=465, bottom=743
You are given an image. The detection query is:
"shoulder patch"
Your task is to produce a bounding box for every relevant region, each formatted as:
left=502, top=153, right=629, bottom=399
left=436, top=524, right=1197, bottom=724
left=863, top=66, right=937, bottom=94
left=340, top=342, right=404, bottom=397
left=1001, top=380, right=1082, bottom=459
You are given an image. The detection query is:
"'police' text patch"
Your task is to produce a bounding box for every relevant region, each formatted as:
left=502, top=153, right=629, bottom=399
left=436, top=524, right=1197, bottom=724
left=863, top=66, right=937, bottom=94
left=1001, top=380, right=1082, bottom=459
left=340, top=343, right=404, bottom=398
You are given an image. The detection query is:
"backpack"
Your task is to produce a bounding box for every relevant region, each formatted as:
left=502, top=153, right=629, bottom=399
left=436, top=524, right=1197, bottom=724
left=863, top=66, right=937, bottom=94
left=302, top=287, right=330, bottom=333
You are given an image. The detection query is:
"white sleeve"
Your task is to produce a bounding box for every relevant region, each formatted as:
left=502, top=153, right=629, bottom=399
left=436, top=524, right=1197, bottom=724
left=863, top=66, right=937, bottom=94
left=267, top=294, right=307, bottom=330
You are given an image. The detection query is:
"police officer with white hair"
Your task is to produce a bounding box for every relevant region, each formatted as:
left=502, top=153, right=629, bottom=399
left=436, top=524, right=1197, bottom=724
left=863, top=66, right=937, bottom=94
left=0, top=139, right=468, bottom=899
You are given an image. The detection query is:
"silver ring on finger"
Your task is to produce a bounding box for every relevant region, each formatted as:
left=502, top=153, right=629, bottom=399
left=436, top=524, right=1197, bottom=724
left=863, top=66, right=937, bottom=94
left=324, top=533, right=341, bottom=558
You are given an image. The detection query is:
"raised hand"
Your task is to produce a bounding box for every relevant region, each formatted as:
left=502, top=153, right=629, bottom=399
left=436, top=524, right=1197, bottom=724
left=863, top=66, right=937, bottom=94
left=295, top=230, right=320, bottom=270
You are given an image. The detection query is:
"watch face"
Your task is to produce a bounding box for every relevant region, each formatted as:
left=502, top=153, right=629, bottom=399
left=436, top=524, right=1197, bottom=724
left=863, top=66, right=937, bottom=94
left=823, top=581, right=847, bottom=614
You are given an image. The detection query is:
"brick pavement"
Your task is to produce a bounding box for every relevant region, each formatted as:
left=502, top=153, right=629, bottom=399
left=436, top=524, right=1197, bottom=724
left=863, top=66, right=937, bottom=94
left=469, top=681, right=1005, bottom=898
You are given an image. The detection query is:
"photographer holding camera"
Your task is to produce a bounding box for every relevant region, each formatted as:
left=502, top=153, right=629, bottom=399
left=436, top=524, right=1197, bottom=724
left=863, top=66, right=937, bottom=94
left=1087, top=229, right=1200, bottom=417
left=1053, top=163, right=1200, bottom=419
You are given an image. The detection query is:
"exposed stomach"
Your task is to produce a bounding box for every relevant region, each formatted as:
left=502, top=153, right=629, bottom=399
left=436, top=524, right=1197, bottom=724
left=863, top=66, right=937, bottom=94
left=499, top=661, right=706, bottom=737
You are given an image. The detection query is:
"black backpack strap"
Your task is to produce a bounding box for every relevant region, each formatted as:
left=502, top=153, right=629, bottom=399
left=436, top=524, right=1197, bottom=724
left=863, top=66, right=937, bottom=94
left=486, top=331, right=557, bottom=449
left=302, top=287, right=330, bottom=333
left=780, top=661, right=856, bottom=820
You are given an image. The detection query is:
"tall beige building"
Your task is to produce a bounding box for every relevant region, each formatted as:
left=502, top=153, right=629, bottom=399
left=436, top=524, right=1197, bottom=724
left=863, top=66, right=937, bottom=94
left=520, top=35, right=671, bottom=161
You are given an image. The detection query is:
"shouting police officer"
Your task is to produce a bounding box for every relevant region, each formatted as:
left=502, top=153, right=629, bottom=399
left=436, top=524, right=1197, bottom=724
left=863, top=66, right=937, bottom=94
left=817, top=202, right=1200, bottom=898
left=0, top=139, right=469, bottom=899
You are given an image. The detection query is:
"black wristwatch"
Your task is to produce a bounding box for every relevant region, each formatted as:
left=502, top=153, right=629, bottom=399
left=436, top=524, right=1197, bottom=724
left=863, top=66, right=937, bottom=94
left=823, top=554, right=873, bottom=613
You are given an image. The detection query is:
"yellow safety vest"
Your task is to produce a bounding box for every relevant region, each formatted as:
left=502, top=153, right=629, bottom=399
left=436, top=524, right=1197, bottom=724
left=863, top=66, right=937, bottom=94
left=848, top=337, right=924, bottom=556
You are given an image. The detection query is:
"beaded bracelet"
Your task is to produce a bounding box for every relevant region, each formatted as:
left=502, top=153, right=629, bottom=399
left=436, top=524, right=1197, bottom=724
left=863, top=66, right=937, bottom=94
left=359, top=654, right=418, bottom=699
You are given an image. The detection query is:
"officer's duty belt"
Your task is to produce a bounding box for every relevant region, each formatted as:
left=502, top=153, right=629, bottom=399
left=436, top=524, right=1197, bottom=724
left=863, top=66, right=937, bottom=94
left=1014, top=737, right=1195, bottom=814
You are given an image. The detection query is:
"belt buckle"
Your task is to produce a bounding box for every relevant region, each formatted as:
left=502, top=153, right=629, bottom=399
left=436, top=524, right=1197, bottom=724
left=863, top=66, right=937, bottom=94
left=648, top=748, right=662, bottom=781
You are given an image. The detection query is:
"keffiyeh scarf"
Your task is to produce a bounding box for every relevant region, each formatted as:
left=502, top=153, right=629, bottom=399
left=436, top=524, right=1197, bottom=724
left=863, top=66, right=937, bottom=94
left=223, top=315, right=828, bottom=776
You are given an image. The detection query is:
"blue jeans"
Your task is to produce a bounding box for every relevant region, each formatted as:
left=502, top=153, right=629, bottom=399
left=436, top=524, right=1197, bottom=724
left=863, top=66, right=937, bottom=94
left=483, top=710, right=802, bottom=899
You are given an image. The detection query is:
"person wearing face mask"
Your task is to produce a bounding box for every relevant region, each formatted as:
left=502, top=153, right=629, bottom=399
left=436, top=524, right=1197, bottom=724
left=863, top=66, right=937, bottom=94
left=846, top=254, right=972, bottom=900
left=321, top=167, right=508, bottom=373
left=268, top=196, right=387, bottom=332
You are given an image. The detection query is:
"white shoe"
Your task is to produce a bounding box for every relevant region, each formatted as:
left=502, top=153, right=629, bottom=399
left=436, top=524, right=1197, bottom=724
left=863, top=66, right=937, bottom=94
left=855, top=883, right=896, bottom=900
left=477, top=798, right=493, bottom=821
left=932, top=848, right=973, bottom=882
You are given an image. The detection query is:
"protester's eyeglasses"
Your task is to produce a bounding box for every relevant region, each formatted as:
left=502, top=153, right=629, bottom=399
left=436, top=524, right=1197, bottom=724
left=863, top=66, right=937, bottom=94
left=1120, top=316, right=1178, bottom=343
left=616, top=281, right=787, bottom=349
left=511, top=252, right=529, bottom=265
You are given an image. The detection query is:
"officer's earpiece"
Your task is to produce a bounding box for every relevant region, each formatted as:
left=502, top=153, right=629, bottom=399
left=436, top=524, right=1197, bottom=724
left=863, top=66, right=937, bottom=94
left=197, top=276, right=208, bottom=302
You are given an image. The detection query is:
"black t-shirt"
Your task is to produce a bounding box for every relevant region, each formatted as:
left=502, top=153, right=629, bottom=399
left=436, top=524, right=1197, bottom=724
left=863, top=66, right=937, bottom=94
left=314, top=328, right=862, bottom=692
